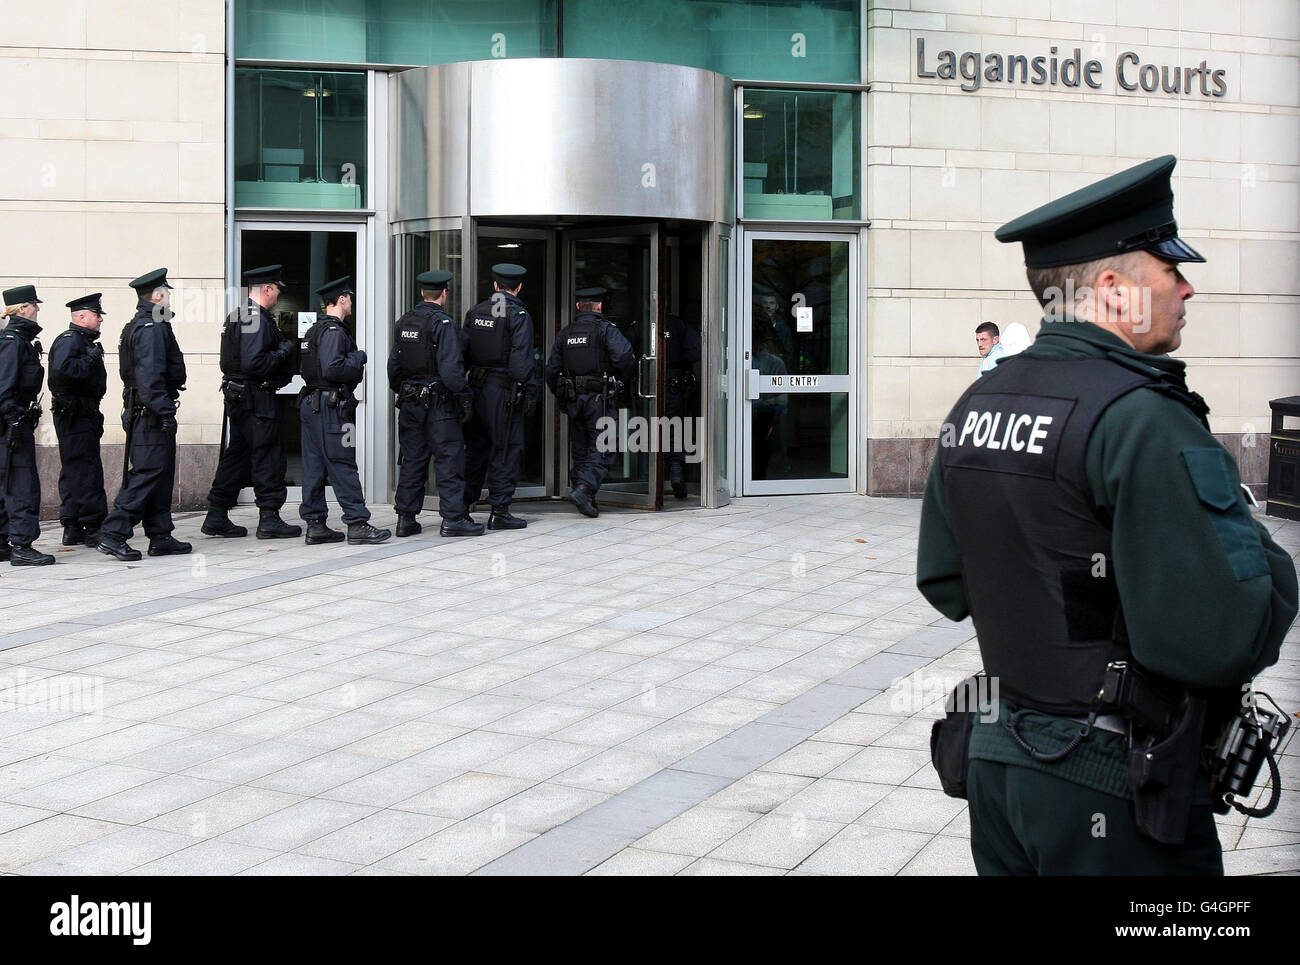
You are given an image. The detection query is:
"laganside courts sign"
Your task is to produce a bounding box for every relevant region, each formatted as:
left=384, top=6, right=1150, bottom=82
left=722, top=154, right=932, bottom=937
left=915, top=37, right=1229, bottom=96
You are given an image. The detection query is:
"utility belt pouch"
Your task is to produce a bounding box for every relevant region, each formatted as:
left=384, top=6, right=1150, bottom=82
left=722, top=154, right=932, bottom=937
left=397, top=382, right=422, bottom=406
left=930, top=675, right=984, bottom=799
left=1099, top=660, right=1179, bottom=733
left=556, top=376, right=576, bottom=405
left=221, top=380, right=248, bottom=407
left=468, top=367, right=487, bottom=388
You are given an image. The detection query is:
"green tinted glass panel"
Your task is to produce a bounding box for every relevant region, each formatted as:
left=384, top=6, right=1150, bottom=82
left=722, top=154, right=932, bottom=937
left=743, top=89, right=859, bottom=220
left=235, top=69, right=367, bottom=209
left=562, top=0, right=858, bottom=83
left=235, top=0, right=557, bottom=63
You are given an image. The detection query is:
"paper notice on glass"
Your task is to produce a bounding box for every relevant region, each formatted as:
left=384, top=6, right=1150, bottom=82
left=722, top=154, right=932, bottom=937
left=795, top=306, right=813, bottom=333
left=297, top=312, right=316, bottom=337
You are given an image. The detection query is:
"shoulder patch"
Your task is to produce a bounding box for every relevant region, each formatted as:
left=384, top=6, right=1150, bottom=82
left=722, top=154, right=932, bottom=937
left=1181, top=447, right=1269, bottom=581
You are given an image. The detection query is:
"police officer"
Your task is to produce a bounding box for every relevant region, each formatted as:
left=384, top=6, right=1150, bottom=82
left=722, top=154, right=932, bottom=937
left=298, top=276, right=390, bottom=545
left=389, top=270, right=483, bottom=538
left=49, top=293, right=109, bottom=548
left=0, top=285, right=54, bottom=566
left=202, top=264, right=301, bottom=540
left=917, top=156, right=1298, bottom=875
left=461, top=263, right=536, bottom=530
left=544, top=287, right=635, bottom=517
left=97, top=268, right=192, bottom=562
left=663, top=312, right=701, bottom=500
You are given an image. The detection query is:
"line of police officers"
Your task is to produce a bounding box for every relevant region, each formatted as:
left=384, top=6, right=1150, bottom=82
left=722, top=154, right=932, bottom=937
left=0, top=261, right=662, bottom=564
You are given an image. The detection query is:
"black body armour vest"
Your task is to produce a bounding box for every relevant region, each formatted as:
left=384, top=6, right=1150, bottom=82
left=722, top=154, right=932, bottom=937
left=561, top=315, right=610, bottom=378
left=1, top=328, right=43, bottom=401
left=299, top=321, right=330, bottom=388
left=394, top=307, right=441, bottom=379
left=49, top=329, right=105, bottom=399
left=118, top=315, right=184, bottom=392
left=938, top=356, right=1155, bottom=715
left=464, top=298, right=512, bottom=369
left=220, top=304, right=255, bottom=377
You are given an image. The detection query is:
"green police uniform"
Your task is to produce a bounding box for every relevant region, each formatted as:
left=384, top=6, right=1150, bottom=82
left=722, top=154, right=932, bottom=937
left=917, top=156, right=1298, bottom=876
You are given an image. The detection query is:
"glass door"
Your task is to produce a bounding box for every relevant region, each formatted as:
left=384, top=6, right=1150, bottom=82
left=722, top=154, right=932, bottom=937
left=742, top=232, right=856, bottom=495
left=472, top=225, right=556, bottom=501
left=563, top=224, right=662, bottom=510
left=235, top=222, right=365, bottom=500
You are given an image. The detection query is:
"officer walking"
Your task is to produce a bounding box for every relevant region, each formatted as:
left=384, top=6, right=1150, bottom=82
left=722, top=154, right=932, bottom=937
left=544, top=287, right=635, bottom=517
left=0, top=285, right=54, bottom=566
left=97, top=268, right=192, bottom=562
left=917, top=156, right=1298, bottom=875
left=389, top=270, right=484, bottom=538
left=49, top=293, right=109, bottom=548
left=461, top=263, right=536, bottom=530
left=663, top=312, right=701, bottom=500
left=298, top=276, right=390, bottom=545
left=202, top=264, right=301, bottom=540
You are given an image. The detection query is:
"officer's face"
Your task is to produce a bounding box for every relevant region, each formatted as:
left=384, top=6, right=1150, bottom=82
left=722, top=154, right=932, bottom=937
left=18, top=302, right=39, bottom=320
left=1129, top=253, right=1194, bottom=354
left=337, top=293, right=353, bottom=317
left=73, top=309, right=102, bottom=333
left=975, top=331, right=999, bottom=356
left=262, top=283, right=282, bottom=309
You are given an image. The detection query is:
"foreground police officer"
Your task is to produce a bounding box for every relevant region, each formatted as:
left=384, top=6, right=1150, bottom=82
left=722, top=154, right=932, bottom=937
left=389, top=270, right=483, bottom=538
left=299, top=276, right=390, bottom=545
left=917, top=156, right=1298, bottom=875
left=663, top=312, right=702, bottom=500
left=203, top=264, right=300, bottom=540
left=544, top=287, right=635, bottom=517
left=0, top=285, right=54, bottom=565
left=49, top=293, right=109, bottom=547
left=461, top=263, right=536, bottom=530
left=98, top=268, right=191, bottom=561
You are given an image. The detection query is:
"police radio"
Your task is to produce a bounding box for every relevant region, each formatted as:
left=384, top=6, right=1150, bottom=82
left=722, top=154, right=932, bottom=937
left=1208, top=688, right=1290, bottom=818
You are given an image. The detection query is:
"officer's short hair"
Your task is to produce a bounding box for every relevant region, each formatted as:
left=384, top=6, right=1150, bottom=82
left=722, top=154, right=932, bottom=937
left=1025, top=252, right=1147, bottom=311
left=576, top=300, right=600, bottom=312
left=975, top=321, right=999, bottom=337
left=320, top=294, right=343, bottom=309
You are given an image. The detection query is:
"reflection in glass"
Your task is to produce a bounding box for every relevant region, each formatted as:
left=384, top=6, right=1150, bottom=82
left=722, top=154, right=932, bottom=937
left=742, top=89, right=859, bottom=221
left=234, top=69, right=368, bottom=209
left=750, top=394, right=848, bottom=481
left=750, top=238, right=850, bottom=375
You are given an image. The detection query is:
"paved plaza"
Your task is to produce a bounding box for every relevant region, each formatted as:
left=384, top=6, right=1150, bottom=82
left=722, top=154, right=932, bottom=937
left=0, top=494, right=1295, bottom=876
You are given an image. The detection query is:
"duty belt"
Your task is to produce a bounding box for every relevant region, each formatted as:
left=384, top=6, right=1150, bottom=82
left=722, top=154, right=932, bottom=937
left=51, top=394, right=99, bottom=417
left=573, top=375, right=611, bottom=394
left=398, top=380, right=446, bottom=408
left=468, top=367, right=514, bottom=389
left=224, top=377, right=278, bottom=394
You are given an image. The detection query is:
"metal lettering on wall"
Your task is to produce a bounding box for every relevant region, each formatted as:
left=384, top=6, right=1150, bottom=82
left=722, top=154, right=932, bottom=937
left=915, top=37, right=1229, bottom=97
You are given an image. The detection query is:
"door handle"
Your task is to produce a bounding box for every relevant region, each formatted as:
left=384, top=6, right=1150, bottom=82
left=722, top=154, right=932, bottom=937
left=746, top=367, right=761, bottom=400
left=638, top=355, right=657, bottom=399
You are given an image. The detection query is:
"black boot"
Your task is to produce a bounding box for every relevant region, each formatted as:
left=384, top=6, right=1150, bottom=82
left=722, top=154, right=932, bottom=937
left=347, top=522, right=392, bottom=545
left=96, top=533, right=142, bottom=561
left=256, top=508, right=302, bottom=539
left=148, top=535, right=193, bottom=557
left=10, top=544, right=55, bottom=566
left=396, top=515, right=422, bottom=538
left=201, top=505, right=247, bottom=538
left=570, top=486, right=599, bottom=518
left=440, top=515, right=485, bottom=537
left=83, top=529, right=101, bottom=549
left=487, top=508, right=527, bottom=530
left=62, top=522, right=85, bottom=546
left=305, top=520, right=344, bottom=545
left=670, top=469, right=687, bottom=500
left=0, top=544, right=9, bottom=562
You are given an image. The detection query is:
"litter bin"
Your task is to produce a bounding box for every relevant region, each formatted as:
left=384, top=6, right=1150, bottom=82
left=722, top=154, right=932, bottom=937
left=1267, top=396, right=1300, bottom=521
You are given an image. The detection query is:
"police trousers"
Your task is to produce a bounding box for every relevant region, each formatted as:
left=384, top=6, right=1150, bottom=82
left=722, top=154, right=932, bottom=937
left=565, top=393, right=617, bottom=494
left=298, top=394, right=369, bottom=525
left=53, top=406, right=107, bottom=531
left=395, top=399, right=467, bottom=521
left=101, top=411, right=176, bottom=541
left=0, top=420, right=41, bottom=546
left=463, top=380, right=522, bottom=510
left=967, top=758, right=1224, bottom=875
left=207, top=392, right=288, bottom=510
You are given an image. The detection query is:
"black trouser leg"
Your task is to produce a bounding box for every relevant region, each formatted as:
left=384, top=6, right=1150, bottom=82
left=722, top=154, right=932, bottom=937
left=394, top=402, right=433, bottom=517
